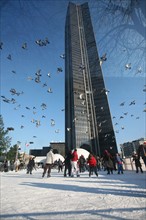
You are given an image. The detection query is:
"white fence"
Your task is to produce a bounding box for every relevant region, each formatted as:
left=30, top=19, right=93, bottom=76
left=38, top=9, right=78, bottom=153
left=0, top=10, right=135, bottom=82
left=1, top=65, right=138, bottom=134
left=123, top=158, right=145, bottom=171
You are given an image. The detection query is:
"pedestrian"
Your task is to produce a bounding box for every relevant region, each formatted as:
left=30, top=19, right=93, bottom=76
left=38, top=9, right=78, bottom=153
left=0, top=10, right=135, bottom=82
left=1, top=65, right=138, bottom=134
left=111, top=154, right=117, bottom=171
left=132, top=151, right=143, bottom=173
left=64, top=150, right=72, bottom=177
left=116, top=153, right=124, bottom=174
left=3, top=159, right=8, bottom=172
left=10, top=160, right=14, bottom=171
left=58, top=159, right=63, bottom=172
left=14, top=159, right=20, bottom=172
left=42, top=148, right=54, bottom=178
left=96, top=156, right=101, bottom=171
left=103, top=150, right=114, bottom=174
left=137, top=144, right=146, bottom=166
left=27, top=157, right=35, bottom=174
left=71, top=149, right=80, bottom=177
left=78, top=154, right=86, bottom=173
left=87, top=153, right=98, bottom=177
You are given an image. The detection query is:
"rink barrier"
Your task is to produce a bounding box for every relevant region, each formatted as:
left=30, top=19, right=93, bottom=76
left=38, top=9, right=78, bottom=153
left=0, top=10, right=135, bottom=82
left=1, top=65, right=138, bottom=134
left=123, top=158, right=145, bottom=171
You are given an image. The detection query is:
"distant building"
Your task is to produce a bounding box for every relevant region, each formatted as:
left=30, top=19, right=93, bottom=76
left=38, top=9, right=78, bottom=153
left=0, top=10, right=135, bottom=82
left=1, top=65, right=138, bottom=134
left=29, top=142, right=65, bottom=157
left=50, top=142, right=65, bottom=157
left=29, top=147, right=49, bottom=157
left=120, top=138, right=145, bottom=157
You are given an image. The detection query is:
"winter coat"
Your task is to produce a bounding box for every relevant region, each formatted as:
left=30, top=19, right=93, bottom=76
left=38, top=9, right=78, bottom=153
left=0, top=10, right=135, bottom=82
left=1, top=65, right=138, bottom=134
left=64, top=152, right=72, bottom=165
left=132, top=154, right=142, bottom=167
left=14, top=159, right=20, bottom=167
left=58, top=159, right=63, bottom=166
left=46, top=150, right=54, bottom=164
left=27, top=158, right=35, bottom=168
left=103, top=150, right=114, bottom=169
left=104, top=158, right=114, bottom=169
left=116, top=155, right=123, bottom=165
left=71, top=150, right=78, bottom=161
left=78, top=155, right=86, bottom=165
left=87, top=155, right=97, bottom=167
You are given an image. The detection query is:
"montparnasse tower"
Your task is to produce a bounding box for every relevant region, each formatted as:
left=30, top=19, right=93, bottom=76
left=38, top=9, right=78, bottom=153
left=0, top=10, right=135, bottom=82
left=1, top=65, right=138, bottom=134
left=65, top=2, right=117, bottom=156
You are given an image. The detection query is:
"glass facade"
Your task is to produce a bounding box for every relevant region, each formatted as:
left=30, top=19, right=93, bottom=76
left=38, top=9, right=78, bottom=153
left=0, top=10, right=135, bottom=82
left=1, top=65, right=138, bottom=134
left=65, top=2, right=117, bottom=156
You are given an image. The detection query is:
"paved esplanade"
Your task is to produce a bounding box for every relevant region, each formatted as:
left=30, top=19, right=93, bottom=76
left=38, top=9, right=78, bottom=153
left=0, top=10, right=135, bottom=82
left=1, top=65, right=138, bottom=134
left=1, top=169, right=146, bottom=220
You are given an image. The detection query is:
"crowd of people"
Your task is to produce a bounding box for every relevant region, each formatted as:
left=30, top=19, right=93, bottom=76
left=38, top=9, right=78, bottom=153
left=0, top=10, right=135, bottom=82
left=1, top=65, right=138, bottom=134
left=1, top=145, right=145, bottom=177
left=0, top=157, right=36, bottom=174
left=41, top=146, right=145, bottom=178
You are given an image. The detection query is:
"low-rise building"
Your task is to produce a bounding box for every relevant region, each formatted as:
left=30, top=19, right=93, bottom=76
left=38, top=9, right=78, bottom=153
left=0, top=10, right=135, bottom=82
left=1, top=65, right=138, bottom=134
left=120, top=138, right=145, bottom=158
left=29, top=142, right=65, bottom=158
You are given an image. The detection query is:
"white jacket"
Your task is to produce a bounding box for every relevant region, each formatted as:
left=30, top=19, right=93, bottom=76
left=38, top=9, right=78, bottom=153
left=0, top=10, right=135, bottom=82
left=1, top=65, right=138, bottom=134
left=45, top=150, right=54, bottom=164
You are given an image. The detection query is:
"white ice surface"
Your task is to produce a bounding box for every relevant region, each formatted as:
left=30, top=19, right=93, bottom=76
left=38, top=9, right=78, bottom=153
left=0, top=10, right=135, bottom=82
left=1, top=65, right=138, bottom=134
left=1, top=169, right=146, bottom=220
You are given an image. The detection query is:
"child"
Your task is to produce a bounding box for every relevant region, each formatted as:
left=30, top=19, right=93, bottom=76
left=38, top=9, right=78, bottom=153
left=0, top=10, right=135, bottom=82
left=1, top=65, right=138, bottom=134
left=116, top=153, right=124, bottom=174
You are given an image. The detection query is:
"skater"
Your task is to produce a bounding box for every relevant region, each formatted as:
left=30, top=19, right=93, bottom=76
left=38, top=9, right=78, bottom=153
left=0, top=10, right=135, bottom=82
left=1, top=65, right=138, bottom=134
left=78, top=155, right=86, bottom=173
left=3, top=159, right=8, bottom=172
left=14, top=159, right=20, bottom=172
left=132, top=151, right=143, bottom=173
left=137, top=144, right=146, bottom=166
left=71, top=149, right=80, bottom=177
left=27, top=157, right=35, bottom=174
left=64, top=150, right=72, bottom=177
left=87, top=153, right=98, bottom=177
left=42, top=148, right=54, bottom=177
left=116, top=153, right=124, bottom=174
left=58, top=159, right=63, bottom=172
left=103, top=150, right=114, bottom=174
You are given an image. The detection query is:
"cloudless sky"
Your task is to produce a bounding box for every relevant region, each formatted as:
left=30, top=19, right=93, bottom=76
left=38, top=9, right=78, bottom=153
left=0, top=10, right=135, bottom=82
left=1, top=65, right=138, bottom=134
left=1, top=0, right=146, bottom=153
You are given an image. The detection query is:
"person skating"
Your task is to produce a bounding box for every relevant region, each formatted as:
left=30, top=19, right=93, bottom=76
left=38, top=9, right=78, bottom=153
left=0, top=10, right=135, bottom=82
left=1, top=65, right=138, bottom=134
left=64, top=150, right=72, bottom=177
left=42, top=148, right=54, bottom=177
left=71, top=149, right=80, bottom=177
left=27, top=157, right=35, bottom=174
left=87, top=153, right=98, bottom=177
left=103, top=150, right=114, bottom=174
left=132, top=151, right=143, bottom=173
left=116, top=153, right=124, bottom=174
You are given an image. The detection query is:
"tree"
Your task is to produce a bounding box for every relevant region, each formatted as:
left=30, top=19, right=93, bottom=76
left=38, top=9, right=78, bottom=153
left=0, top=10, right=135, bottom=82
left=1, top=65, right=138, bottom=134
left=89, top=0, right=145, bottom=77
left=94, top=0, right=145, bottom=37
left=0, top=115, right=11, bottom=156
left=6, top=144, right=20, bottom=162
left=91, top=0, right=145, bottom=47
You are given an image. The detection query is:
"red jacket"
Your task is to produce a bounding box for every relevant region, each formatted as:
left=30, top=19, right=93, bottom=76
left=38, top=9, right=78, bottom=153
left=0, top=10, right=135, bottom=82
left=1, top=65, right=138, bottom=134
left=87, top=155, right=97, bottom=167
left=71, top=150, right=78, bottom=161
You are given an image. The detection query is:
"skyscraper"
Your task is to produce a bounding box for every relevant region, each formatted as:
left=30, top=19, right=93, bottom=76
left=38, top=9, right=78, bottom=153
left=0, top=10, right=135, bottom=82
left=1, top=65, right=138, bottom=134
left=65, top=2, right=117, bottom=156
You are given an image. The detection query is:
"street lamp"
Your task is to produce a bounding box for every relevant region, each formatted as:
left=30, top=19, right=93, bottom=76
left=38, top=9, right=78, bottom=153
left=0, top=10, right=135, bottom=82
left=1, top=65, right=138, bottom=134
left=120, top=144, right=125, bottom=158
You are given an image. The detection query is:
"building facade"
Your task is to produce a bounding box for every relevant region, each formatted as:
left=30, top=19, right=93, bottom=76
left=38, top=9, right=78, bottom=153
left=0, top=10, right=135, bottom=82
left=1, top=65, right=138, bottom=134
left=120, top=138, right=145, bottom=158
left=29, top=142, right=65, bottom=157
left=65, top=2, right=117, bottom=156
left=50, top=142, right=65, bottom=157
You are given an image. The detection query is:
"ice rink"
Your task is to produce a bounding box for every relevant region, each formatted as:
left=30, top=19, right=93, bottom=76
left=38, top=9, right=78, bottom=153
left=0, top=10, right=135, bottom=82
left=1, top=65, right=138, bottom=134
left=1, top=168, right=146, bottom=220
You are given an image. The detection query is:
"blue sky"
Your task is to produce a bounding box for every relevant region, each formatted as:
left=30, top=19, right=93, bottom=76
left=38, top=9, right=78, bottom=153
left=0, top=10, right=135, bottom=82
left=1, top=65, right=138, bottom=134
left=0, top=0, right=146, bottom=153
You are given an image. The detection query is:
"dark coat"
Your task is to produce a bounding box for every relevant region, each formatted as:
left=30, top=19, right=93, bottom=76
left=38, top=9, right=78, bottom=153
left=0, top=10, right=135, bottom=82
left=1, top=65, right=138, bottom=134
left=103, top=151, right=114, bottom=169
left=64, top=152, right=72, bottom=165
left=27, top=158, right=35, bottom=168
left=132, top=154, right=142, bottom=167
